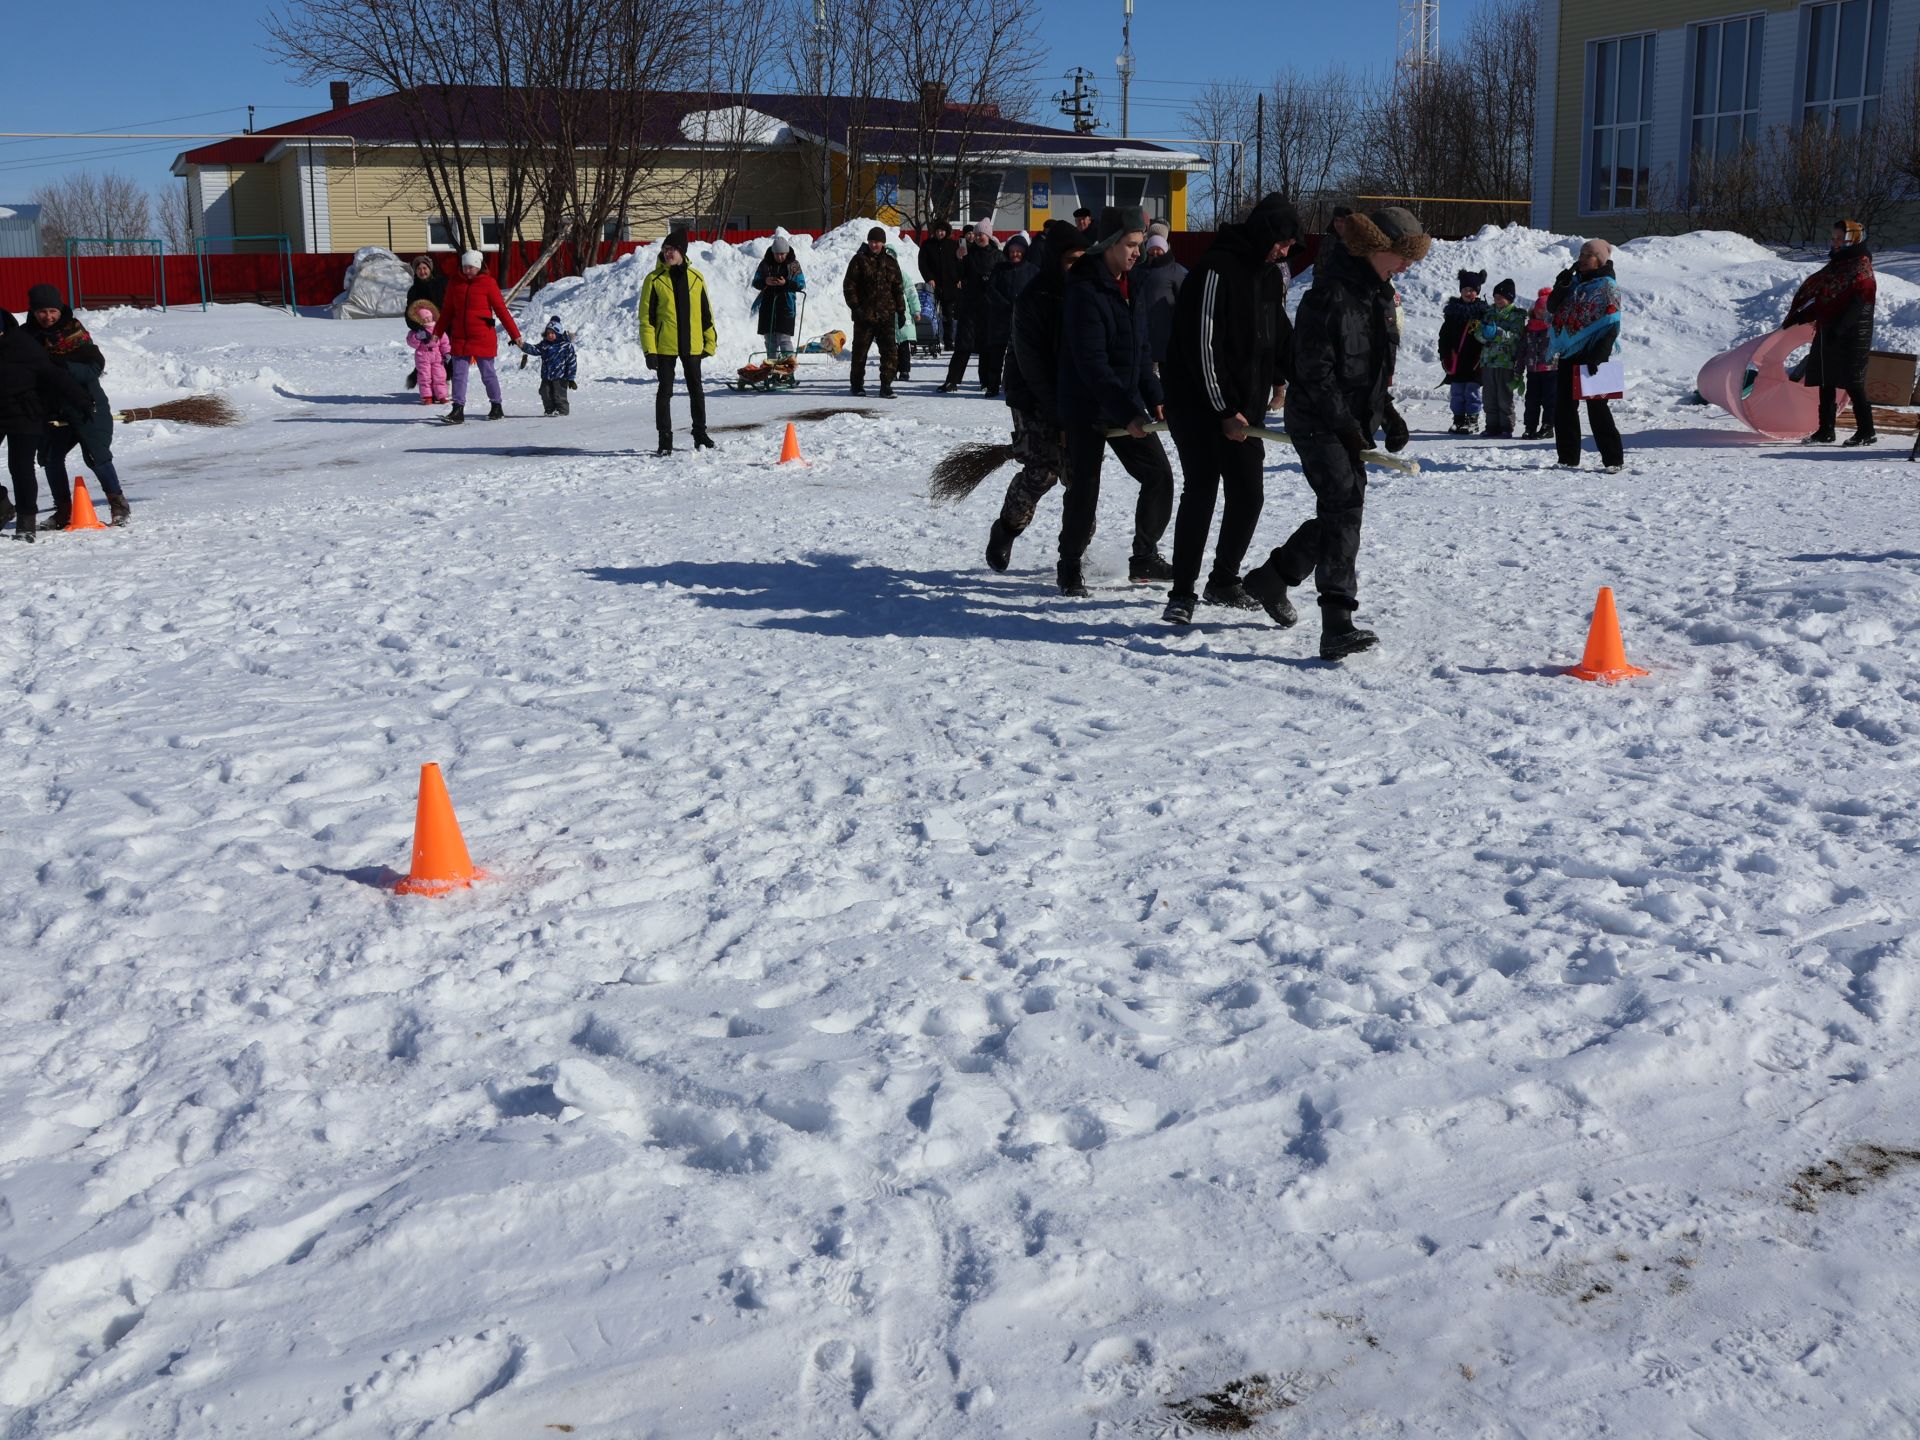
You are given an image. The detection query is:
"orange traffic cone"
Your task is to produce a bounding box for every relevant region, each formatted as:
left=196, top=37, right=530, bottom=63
left=66, top=477, right=109, bottom=532
left=778, top=422, right=805, bottom=465
left=1567, top=586, right=1649, bottom=683
left=394, top=762, right=478, bottom=896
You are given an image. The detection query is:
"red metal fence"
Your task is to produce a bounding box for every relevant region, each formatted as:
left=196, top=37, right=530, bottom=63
left=1, top=230, right=1293, bottom=314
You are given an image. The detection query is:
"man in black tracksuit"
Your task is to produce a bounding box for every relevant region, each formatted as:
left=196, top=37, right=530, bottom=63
left=1242, top=206, right=1429, bottom=661
left=987, top=220, right=1088, bottom=572
left=1055, top=205, right=1176, bottom=596
left=1161, top=193, right=1300, bottom=624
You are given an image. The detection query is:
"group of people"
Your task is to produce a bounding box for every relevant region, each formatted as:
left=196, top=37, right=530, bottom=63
left=0, top=282, right=133, bottom=541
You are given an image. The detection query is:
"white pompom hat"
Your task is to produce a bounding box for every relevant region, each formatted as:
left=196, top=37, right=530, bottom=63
left=459, top=249, right=484, bottom=270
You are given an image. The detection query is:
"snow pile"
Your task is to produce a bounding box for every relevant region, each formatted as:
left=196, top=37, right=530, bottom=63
left=329, top=246, right=414, bottom=320
left=1347, top=225, right=1920, bottom=405
left=532, top=218, right=922, bottom=375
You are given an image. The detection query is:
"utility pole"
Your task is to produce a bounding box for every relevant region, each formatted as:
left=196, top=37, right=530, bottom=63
left=1116, top=0, right=1135, bottom=139
left=1054, top=69, right=1102, bottom=136
left=1399, top=0, right=1440, bottom=73
left=1254, top=92, right=1263, bottom=207
left=812, top=0, right=834, bottom=230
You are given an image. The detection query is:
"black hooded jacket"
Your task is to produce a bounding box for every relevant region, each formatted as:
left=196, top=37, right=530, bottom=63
left=918, top=234, right=961, bottom=300
left=1005, top=259, right=1068, bottom=423
left=0, top=310, right=91, bottom=436
left=1163, top=222, right=1292, bottom=421
left=1058, top=252, right=1162, bottom=430
left=1283, top=243, right=1400, bottom=439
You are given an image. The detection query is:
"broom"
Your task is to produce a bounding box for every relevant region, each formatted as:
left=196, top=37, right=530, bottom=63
left=114, top=395, right=241, bottom=427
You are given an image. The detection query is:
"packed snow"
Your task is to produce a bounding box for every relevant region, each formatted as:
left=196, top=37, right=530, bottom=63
left=2, top=225, right=1917, bottom=1439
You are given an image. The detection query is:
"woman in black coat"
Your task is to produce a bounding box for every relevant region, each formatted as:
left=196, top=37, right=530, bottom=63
left=1785, top=219, right=1878, bottom=446
left=0, top=309, right=92, bottom=541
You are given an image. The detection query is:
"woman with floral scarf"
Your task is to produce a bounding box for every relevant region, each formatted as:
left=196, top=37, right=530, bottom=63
left=1547, top=239, right=1624, bottom=471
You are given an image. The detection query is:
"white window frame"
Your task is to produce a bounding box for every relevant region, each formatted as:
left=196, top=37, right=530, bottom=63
left=1801, top=0, right=1889, bottom=132
left=1072, top=172, right=1109, bottom=214
left=1689, top=14, right=1764, bottom=169
left=1111, top=172, right=1149, bottom=210
left=1585, top=32, right=1658, bottom=215
left=426, top=215, right=461, bottom=251
left=478, top=217, right=507, bottom=252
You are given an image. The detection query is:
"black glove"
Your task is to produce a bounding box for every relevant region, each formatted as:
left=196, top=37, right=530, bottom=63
left=1336, top=426, right=1367, bottom=469
left=1382, top=400, right=1409, bottom=454
left=896, top=313, right=907, bottom=331
left=1586, top=362, right=1599, bottom=376
left=568, top=379, right=578, bottom=390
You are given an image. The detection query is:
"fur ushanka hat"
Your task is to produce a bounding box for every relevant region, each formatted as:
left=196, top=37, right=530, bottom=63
left=1341, top=207, right=1433, bottom=265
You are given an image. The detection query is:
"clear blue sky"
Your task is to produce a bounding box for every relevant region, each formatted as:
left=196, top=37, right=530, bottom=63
left=0, top=0, right=1414, bottom=199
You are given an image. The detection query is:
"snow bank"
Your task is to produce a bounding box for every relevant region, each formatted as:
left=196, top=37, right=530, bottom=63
left=531, top=218, right=923, bottom=376
left=1350, top=225, right=1920, bottom=405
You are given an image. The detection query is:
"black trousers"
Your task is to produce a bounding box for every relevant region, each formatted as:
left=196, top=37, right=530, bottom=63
left=1524, top=370, right=1556, bottom=434
left=654, top=355, right=707, bottom=441
left=5, top=430, right=38, bottom=525
left=1058, top=425, right=1175, bottom=562
left=979, top=344, right=1007, bottom=393
left=1254, top=431, right=1366, bottom=614
left=849, top=320, right=897, bottom=392
left=1168, top=410, right=1265, bottom=596
left=1819, top=382, right=1874, bottom=434
left=944, top=309, right=991, bottom=387
left=1554, top=360, right=1623, bottom=467
left=539, top=378, right=571, bottom=415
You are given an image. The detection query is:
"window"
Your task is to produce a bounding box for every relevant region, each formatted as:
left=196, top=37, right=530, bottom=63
left=966, top=172, right=1001, bottom=223
left=1112, top=173, right=1148, bottom=209
left=1073, top=172, right=1108, bottom=213
left=426, top=215, right=461, bottom=250
left=1588, top=34, right=1657, bottom=212
left=1803, top=0, right=1888, bottom=131
left=601, top=219, right=629, bottom=244
left=1691, top=16, right=1763, bottom=164
left=479, top=218, right=506, bottom=251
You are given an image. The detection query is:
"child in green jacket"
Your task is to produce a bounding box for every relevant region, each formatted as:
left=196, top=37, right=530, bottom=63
left=1477, top=278, right=1527, bottom=438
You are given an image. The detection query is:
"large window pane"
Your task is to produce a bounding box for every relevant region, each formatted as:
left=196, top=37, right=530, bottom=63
left=1808, top=7, right=1834, bottom=102
left=1073, top=173, right=1106, bottom=213
left=1591, top=127, right=1614, bottom=209
left=1747, top=18, right=1765, bottom=108
left=1113, top=174, right=1147, bottom=208
left=1635, top=125, right=1653, bottom=208
left=1619, top=36, right=1642, bottom=119
left=1616, top=126, right=1638, bottom=202
left=1696, top=25, right=1720, bottom=113
left=1642, top=40, right=1658, bottom=121
left=1835, top=102, right=1859, bottom=134
left=1717, top=114, right=1741, bottom=157
left=1837, top=0, right=1867, bottom=99
left=1595, top=41, right=1614, bottom=124
left=1867, top=0, right=1888, bottom=97
left=1718, top=24, right=1744, bottom=115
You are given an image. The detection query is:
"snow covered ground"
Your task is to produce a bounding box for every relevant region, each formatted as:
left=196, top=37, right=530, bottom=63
left=2, top=227, right=1918, bottom=1439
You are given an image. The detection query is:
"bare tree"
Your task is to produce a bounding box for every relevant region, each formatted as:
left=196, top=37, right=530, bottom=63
left=1179, top=81, right=1256, bottom=229
left=154, top=181, right=195, bottom=252
left=1261, top=67, right=1358, bottom=230
left=681, top=0, right=785, bottom=237
left=30, top=172, right=154, bottom=254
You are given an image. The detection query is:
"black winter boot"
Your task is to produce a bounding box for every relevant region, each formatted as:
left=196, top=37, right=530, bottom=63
left=1319, top=608, right=1379, bottom=661
left=108, top=495, right=131, bottom=526
left=1240, top=564, right=1298, bottom=628
left=1202, top=578, right=1262, bottom=610
left=1128, top=550, right=1174, bottom=583
left=986, top=518, right=1015, bottom=573
left=1057, top=559, right=1090, bottom=597
left=443, top=404, right=465, bottom=425
left=487, top=402, right=505, bottom=420
left=13, top=515, right=34, bottom=544
left=1803, top=427, right=1836, bottom=444
left=693, top=432, right=716, bottom=449
left=1162, top=592, right=1196, bottom=625
left=1843, top=428, right=1879, bottom=448
left=43, top=507, right=70, bottom=532
left=655, top=435, right=673, bottom=457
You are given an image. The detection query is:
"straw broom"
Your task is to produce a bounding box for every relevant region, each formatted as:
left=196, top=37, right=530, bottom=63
left=113, top=395, right=241, bottom=427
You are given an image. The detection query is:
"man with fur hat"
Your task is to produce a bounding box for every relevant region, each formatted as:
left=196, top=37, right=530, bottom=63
left=843, top=226, right=907, bottom=398
left=1439, top=268, right=1488, bottom=433
left=988, top=219, right=1089, bottom=572
left=1785, top=219, right=1878, bottom=446
left=1160, top=193, right=1299, bottom=624
left=1054, top=206, right=1177, bottom=596
left=940, top=219, right=1002, bottom=393
left=1242, top=207, right=1429, bottom=661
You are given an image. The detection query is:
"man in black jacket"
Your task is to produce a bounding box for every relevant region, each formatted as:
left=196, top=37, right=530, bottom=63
left=1160, top=193, right=1300, bottom=624
left=1054, top=205, right=1176, bottom=597
left=940, top=220, right=1002, bottom=392
left=918, top=220, right=960, bottom=352
left=0, top=309, right=92, bottom=541
left=1241, top=206, right=1428, bottom=660
left=987, top=220, right=1088, bottom=572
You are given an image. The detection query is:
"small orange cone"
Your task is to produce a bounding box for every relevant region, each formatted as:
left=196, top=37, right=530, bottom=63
left=394, top=762, right=478, bottom=896
left=1566, top=586, right=1649, bottom=683
left=778, top=422, right=805, bottom=465
left=66, top=477, right=109, bottom=532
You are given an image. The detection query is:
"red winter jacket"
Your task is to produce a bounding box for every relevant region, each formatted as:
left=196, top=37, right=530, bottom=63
left=434, top=271, right=521, bottom=359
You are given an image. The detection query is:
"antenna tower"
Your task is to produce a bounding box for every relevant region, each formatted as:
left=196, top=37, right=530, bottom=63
left=1400, top=0, right=1439, bottom=72
left=1116, top=0, right=1136, bottom=138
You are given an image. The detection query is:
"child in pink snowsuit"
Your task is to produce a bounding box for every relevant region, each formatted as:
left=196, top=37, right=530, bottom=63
left=406, top=299, right=452, bottom=404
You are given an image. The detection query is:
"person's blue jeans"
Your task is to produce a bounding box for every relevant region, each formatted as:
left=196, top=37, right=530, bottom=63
left=1449, top=380, right=1483, bottom=418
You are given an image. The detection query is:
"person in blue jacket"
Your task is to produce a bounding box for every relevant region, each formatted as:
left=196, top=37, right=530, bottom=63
left=1053, top=206, right=1176, bottom=598
left=518, top=316, right=578, bottom=416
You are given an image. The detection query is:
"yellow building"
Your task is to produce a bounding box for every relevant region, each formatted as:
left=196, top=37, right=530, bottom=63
left=172, top=84, right=1203, bottom=253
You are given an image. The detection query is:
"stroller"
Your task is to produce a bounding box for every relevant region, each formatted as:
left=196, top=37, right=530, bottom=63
left=912, top=282, right=942, bottom=358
